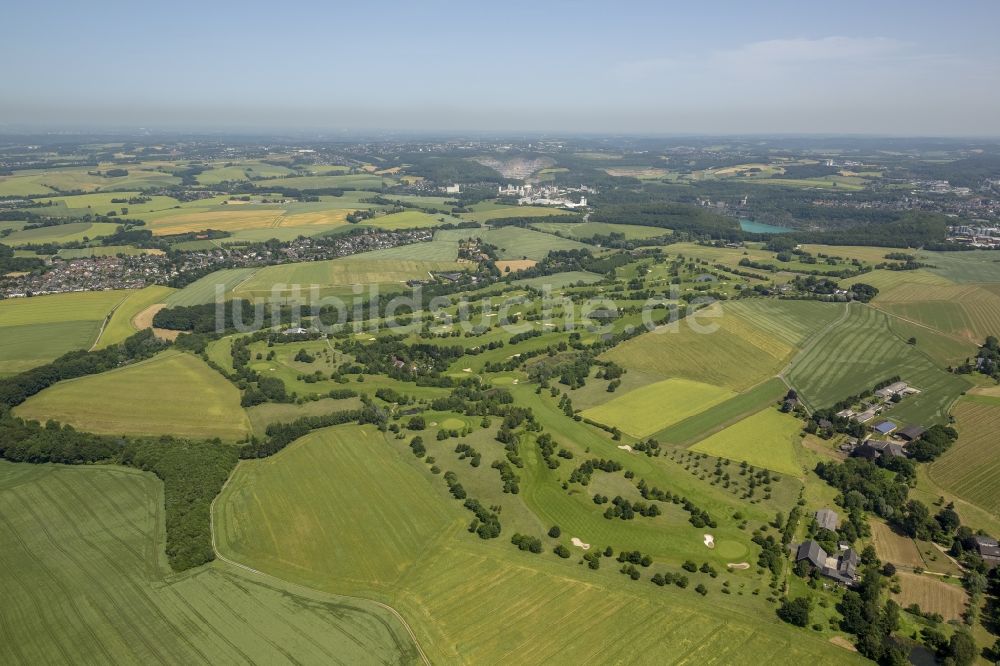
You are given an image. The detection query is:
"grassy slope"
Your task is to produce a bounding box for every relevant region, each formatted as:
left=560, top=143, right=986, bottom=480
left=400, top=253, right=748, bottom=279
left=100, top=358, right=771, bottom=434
left=0, top=290, right=130, bottom=375
left=927, top=395, right=1000, bottom=516
left=94, top=285, right=176, bottom=349
left=215, top=422, right=863, bottom=665
left=14, top=351, right=249, bottom=441
left=0, top=461, right=419, bottom=665
left=786, top=304, right=971, bottom=425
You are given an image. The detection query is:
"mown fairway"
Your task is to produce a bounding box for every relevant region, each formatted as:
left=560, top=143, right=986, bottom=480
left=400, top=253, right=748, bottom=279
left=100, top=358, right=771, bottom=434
left=0, top=461, right=419, bottom=665
left=0, top=290, right=130, bottom=375
left=602, top=302, right=798, bottom=391
left=581, top=378, right=735, bottom=438
left=690, top=408, right=805, bottom=477
left=14, top=352, right=249, bottom=440
left=786, top=304, right=971, bottom=424
left=215, top=423, right=864, bottom=665
left=928, top=396, right=1000, bottom=516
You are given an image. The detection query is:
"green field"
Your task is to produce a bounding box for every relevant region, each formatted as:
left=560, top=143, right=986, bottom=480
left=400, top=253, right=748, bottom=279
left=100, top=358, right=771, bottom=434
left=262, top=174, right=390, bottom=190
left=14, top=352, right=250, bottom=441
left=786, top=304, right=972, bottom=424
left=515, top=270, right=602, bottom=289
left=435, top=226, right=586, bottom=261
left=0, top=461, right=419, bottom=664
left=3, top=221, right=121, bottom=246
left=459, top=204, right=576, bottom=224
left=215, top=423, right=863, bottom=665
left=362, top=210, right=463, bottom=230
left=928, top=396, right=1000, bottom=516
left=690, top=408, right=806, bottom=477
left=244, top=396, right=364, bottom=436
left=164, top=268, right=260, bottom=306
left=216, top=425, right=460, bottom=595
left=94, top=285, right=176, bottom=349
left=0, top=291, right=130, bottom=375
left=581, top=378, right=735, bottom=438
left=602, top=302, right=798, bottom=391
left=233, top=256, right=462, bottom=299
left=919, top=250, right=1000, bottom=283
left=654, top=378, right=789, bottom=445
left=57, top=245, right=161, bottom=259
left=531, top=221, right=670, bottom=240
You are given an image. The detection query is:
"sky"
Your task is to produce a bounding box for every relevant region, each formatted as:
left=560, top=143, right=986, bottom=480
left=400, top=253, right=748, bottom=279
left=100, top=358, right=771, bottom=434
left=2, top=0, right=999, bottom=136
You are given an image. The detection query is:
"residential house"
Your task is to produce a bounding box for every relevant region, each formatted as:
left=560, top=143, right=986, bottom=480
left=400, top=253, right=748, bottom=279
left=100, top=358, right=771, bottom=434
left=795, top=540, right=859, bottom=585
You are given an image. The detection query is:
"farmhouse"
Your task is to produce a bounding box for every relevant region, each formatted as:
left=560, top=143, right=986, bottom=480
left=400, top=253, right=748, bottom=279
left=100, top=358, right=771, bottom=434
left=794, top=540, right=859, bottom=586
left=852, top=439, right=906, bottom=460
left=836, top=408, right=855, bottom=419
left=815, top=508, right=839, bottom=531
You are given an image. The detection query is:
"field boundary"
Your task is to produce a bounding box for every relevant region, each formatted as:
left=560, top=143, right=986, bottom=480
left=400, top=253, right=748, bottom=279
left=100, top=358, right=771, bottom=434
left=209, top=463, right=431, bottom=666
left=87, top=292, right=132, bottom=351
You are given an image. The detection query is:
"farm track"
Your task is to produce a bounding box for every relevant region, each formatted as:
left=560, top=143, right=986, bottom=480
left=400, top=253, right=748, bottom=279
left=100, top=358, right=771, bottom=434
left=88, top=293, right=132, bottom=351
left=209, top=465, right=432, bottom=666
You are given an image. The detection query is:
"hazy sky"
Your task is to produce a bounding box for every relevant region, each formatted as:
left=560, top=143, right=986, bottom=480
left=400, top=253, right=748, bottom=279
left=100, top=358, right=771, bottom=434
left=3, top=0, right=999, bottom=135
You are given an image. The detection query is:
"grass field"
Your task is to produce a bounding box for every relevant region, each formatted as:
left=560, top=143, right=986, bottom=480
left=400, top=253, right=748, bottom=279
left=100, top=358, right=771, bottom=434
left=56, top=245, right=162, bottom=259
left=14, top=352, right=249, bottom=441
left=869, top=519, right=925, bottom=569
left=581, top=378, right=735, bottom=438
left=244, top=396, right=364, bottom=436
left=164, top=268, right=260, bottom=306
left=93, top=285, right=176, bottom=349
left=2, top=221, right=121, bottom=246
left=927, top=396, right=1000, bottom=516
left=435, top=226, right=586, bottom=261
left=0, top=461, right=419, bottom=665
left=459, top=204, right=575, bottom=224
left=215, top=423, right=864, bottom=665
left=362, top=210, right=462, bottom=230
left=0, top=290, right=130, bottom=375
left=919, top=250, right=1000, bottom=283
left=892, top=572, right=968, bottom=622
left=531, top=221, right=670, bottom=240
left=654, top=378, right=788, bottom=445
left=602, top=302, right=800, bottom=391
left=233, top=257, right=462, bottom=299
left=515, top=270, right=603, bottom=289
left=690, top=408, right=805, bottom=477
left=215, top=425, right=460, bottom=595
left=786, top=304, right=971, bottom=424
left=144, top=208, right=285, bottom=235
left=262, top=174, right=389, bottom=191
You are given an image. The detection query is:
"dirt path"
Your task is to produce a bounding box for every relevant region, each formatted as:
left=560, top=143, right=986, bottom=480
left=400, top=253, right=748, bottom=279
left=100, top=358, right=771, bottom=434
left=88, top=293, right=132, bottom=351
left=132, top=303, right=180, bottom=341
left=209, top=468, right=431, bottom=666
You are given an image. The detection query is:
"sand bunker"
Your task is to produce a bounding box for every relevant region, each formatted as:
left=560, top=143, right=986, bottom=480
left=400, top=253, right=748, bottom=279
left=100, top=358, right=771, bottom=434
left=727, top=562, right=750, bottom=570
left=703, top=534, right=715, bottom=549
left=616, top=445, right=634, bottom=453
left=462, top=368, right=472, bottom=372
left=571, top=537, right=591, bottom=550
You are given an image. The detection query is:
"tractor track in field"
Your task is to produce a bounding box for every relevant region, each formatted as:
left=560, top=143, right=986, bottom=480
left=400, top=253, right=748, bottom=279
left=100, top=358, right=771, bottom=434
left=209, top=467, right=431, bottom=666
